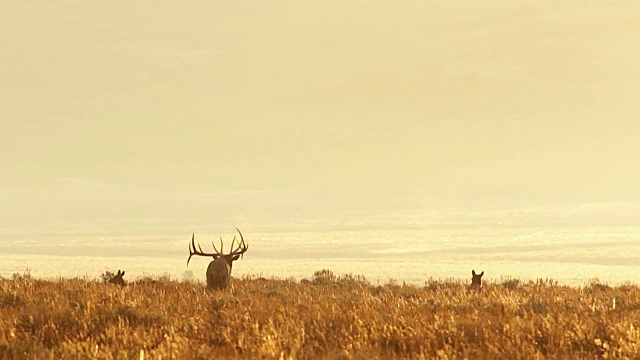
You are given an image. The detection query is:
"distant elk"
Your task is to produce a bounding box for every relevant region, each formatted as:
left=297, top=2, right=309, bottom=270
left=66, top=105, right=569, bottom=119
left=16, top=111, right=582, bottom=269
left=109, top=270, right=126, bottom=287
left=187, top=228, right=249, bottom=290
left=471, top=270, right=484, bottom=290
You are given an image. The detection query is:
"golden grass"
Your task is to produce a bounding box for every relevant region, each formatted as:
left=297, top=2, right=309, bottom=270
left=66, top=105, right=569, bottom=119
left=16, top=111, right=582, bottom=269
left=1, top=269, right=640, bottom=359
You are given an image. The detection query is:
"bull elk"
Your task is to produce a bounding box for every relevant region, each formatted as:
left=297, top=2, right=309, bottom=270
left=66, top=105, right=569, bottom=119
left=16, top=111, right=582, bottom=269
left=187, top=228, right=249, bottom=290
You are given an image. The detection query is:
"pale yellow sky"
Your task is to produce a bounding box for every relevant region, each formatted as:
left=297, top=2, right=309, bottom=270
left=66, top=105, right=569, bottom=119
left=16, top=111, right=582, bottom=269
left=1, top=1, right=639, bottom=212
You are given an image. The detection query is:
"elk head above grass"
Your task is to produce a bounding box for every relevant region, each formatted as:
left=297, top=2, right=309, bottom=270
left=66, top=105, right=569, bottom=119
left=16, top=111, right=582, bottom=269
left=109, top=270, right=126, bottom=287
left=187, top=228, right=249, bottom=290
left=471, top=270, right=484, bottom=290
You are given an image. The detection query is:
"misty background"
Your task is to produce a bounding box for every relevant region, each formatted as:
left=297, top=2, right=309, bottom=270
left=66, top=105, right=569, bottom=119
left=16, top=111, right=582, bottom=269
left=1, top=2, right=639, bottom=277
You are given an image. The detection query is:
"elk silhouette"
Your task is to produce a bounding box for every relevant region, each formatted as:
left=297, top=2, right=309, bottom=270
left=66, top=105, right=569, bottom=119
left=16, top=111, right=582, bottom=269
left=109, top=270, right=126, bottom=287
left=470, top=270, right=484, bottom=290
left=187, top=228, right=248, bottom=290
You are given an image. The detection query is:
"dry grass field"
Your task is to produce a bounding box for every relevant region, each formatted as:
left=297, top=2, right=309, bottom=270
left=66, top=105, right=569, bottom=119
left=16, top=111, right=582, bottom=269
left=1, top=269, right=639, bottom=359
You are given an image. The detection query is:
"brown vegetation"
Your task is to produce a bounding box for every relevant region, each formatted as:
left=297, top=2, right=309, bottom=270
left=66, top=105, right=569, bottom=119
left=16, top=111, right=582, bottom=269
left=1, top=269, right=640, bottom=359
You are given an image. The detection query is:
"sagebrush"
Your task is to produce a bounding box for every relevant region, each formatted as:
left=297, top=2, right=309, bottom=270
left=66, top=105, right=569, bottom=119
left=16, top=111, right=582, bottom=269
left=1, top=270, right=639, bottom=359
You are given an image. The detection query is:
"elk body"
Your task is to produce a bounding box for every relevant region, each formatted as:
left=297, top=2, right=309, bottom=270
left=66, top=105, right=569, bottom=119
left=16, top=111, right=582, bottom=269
left=470, top=270, right=484, bottom=290
left=187, top=228, right=248, bottom=290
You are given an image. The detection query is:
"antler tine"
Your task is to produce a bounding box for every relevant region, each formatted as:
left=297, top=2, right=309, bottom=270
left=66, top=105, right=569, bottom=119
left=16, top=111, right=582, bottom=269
left=230, top=235, right=237, bottom=252
left=230, top=236, right=242, bottom=253
left=212, top=238, right=220, bottom=254
left=229, top=227, right=248, bottom=257
left=187, top=251, right=193, bottom=266
left=241, top=241, right=249, bottom=258
left=187, top=233, right=196, bottom=266
left=235, top=227, right=244, bottom=247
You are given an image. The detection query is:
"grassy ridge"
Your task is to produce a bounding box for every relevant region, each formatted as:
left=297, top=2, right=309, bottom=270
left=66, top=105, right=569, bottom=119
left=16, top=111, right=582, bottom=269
left=1, top=270, right=639, bottom=359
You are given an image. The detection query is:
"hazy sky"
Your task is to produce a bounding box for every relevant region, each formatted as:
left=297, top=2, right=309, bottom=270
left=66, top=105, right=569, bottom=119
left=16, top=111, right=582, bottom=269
left=1, top=1, right=639, bottom=218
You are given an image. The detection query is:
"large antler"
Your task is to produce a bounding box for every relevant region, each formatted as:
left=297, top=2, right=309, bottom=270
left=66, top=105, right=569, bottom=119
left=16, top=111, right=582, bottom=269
left=228, top=227, right=249, bottom=259
left=187, top=233, right=220, bottom=266
left=186, top=228, right=249, bottom=266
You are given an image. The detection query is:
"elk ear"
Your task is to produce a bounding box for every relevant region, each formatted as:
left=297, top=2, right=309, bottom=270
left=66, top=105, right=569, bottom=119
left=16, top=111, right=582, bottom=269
left=231, top=254, right=241, bottom=261
left=121, top=271, right=125, bottom=277
left=479, top=271, right=484, bottom=277
left=472, top=270, right=476, bottom=276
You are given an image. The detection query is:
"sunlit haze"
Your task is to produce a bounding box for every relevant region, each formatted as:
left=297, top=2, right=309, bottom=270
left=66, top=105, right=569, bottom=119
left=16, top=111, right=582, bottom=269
left=1, top=2, right=639, bottom=284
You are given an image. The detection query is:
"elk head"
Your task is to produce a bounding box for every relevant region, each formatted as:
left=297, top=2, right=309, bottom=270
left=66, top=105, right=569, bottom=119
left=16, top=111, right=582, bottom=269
left=109, top=270, right=126, bottom=287
left=187, top=228, right=248, bottom=290
left=471, top=270, right=484, bottom=290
